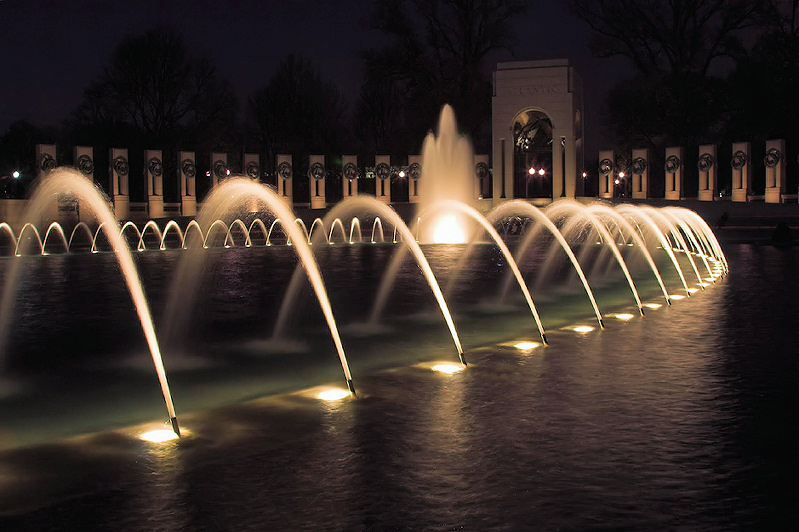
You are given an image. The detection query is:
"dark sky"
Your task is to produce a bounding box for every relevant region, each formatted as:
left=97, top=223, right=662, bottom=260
left=0, top=0, right=630, bottom=158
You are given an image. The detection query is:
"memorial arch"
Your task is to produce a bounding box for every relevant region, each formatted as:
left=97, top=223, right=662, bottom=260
left=492, top=60, right=584, bottom=204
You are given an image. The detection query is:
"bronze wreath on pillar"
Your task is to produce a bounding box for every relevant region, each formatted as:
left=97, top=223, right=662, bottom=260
left=376, top=162, right=390, bottom=181
left=113, top=156, right=129, bottom=176
left=599, top=158, right=614, bottom=176
left=39, top=153, right=57, bottom=172
left=343, top=162, right=358, bottom=181
left=475, top=161, right=489, bottom=180
left=147, top=157, right=163, bottom=177
left=277, top=161, right=293, bottom=180
left=246, top=161, right=261, bottom=179
left=409, top=162, right=422, bottom=181
left=764, top=148, right=782, bottom=168
left=181, top=159, right=196, bottom=179
left=213, top=160, right=228, bottom=179
left=731, top=150, right=747, bottom=171
left=698, top=153, right=714, bottom=172
left=664, top=155, right=681, bottom=174
left=310, top=162, right=325, bottom=181
left=77, top=154, right=94, bottom=176
left=631, top=157, right=647, bottom=175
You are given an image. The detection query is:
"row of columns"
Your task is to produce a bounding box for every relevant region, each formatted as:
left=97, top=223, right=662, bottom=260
left=598, top=139, right=789, bottom=202
left=34, top=145, right=493, bottom=219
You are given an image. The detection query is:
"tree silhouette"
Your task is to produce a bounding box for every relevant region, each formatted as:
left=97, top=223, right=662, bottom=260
left=358, top=0, right=532, bottom=154
left=70, top=28, right=237, bottom=149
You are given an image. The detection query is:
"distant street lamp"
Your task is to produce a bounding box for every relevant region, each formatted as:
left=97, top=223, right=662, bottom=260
left=12, top=170, right=20, bottom=179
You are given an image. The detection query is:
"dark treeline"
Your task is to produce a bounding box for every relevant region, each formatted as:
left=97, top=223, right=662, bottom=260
left=2, top=0, right=799, bottom=199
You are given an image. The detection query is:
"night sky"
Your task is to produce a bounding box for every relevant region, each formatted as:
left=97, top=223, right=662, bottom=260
left=0, top=0, right=630, bottom=158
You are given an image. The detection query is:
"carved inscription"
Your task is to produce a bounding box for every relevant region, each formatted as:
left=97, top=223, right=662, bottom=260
left=507, top=84, right=563, bottom=96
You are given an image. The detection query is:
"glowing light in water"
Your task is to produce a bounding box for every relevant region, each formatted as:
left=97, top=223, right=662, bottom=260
left=514, top=341, right=540, bottom=350
left=317, top=388, right=350, bottom=401
left=670, top=294, right=686, bottom=300
left=687, top=288, right=699, bottom=293
left=615, top=313, right=635, bottom=321
left=573, top=326, right=595, bottom=333
left=644, top=303, right=662, bottom=309
left=432, top=363, right=465, bottom=374
left=140, top=429, right=180, bottom=443
left=431, top=214, right=467, bottom=244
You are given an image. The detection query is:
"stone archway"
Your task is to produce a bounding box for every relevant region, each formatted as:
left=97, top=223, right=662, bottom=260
left=512, top=109, right=553, bottom=200
left=492, top=60, right=584, bottom=205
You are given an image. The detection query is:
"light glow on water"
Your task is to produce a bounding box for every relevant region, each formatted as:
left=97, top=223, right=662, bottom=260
left=670, top=294, right=686, bottom=300
left=514, top=341, right=541, bottom=350
left=573, top=326, right=595, bottom=333
left=688, top=288, right=699, bottom=293
left=615, top=313, right=635, bottom=321
left=432, top=363, right=465, bottom=374
left=431, top=214, right=467, bottom=244
left=140, top=429, right=180, bottom=443
left=317, top=388, right=350, bottom=401
left=644, top=303, right=662, bottom=309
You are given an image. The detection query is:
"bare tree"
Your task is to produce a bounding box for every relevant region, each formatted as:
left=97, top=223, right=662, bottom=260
left=359, top=0, right=533, bottom=153
left=71, top=28, right=237, bottom=148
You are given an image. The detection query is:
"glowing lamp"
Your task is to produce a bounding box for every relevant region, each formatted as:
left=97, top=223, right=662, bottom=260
left=398, top=170, right=406, bottom=178
left=538, top=168, right=545, bottom=176
left=12, top=170, right=20, bottom=179
left=528, top=167, right=536, bottom=175
left=618, top=171, right=625, bottom=178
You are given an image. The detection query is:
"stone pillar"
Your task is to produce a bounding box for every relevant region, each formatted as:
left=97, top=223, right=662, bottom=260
left=664, top=147, right=684, bottom=200
left=408, top=155, right=422, bottom=203
left=276, top=154, right=293, bottom=204
left=631, top=148, right=648, bottom=199
left=210, top=153, right=228, bottom=188
left=697, top=145, right=717, bottom=201
left=179, top=152, right=197, bottom=217
left=109, top=148, right=130, bottom=220
left=309, top=155, right=326, bottom=209
left=764, top=139, right=785, bottom=204
left=731, top=142, right=750, bottom=202
left=342, top=156, right=359, bottom=199
left=598, top=150, right=614, bottom=198
left=474, top=155, right=490, bottom=200
left=375, top=155, right=391, bottom=204
left=36, top=144, right=57, bottom=180
left=145, top=150, right=164, bottom=218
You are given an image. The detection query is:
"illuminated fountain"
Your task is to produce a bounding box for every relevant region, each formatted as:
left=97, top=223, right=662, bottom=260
left=0, top=109, right=728, bottom=448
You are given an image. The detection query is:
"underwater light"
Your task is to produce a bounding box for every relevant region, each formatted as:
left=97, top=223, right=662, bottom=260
left=317, top=388, right=350, bottom=401
left=140, top=429, right=180, bottom=443
left=615, top=313, right=635, bottom=321
left=431, top=214, right=467, bottom=244
left=573, top=325, right=594, bottom=333
left=670, top=294, right=686, bottom=300
left=432, top=363, right=465, bottom=374
left=687, top=288, right=699, bottom=293
left=514, top=341, right=540, bottom=350
left=644, top=303, right=662, bottom=309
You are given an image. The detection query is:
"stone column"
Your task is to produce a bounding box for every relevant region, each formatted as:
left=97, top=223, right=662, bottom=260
left=309, top=155, right=326, bottom=209
left=697, top=145, right=717, bottom=201
left=109, top=148, right=130, bottom=220
left=764, top=139, right=785, bottom=204
left=631, top=148, right=648, bottom=199
left=598, top=150, right=614, bottom=198
left=276, top=154, right=293, bottom=205
left=731, top=142, right=750, bottom=202
left=36, top=144, right=57, bottom=180
left=408, top=155, right=422, bottom=203
left=179, top=152, right=197, bottom=217
left=375, top=155, right=391, bottom=204
left=342, top=156, right=359, bottom=199
left=145, top=149, right=164, bottom=218
left=664, top=147, right=683, bottom=200
left=210, top=153, right=228, bottom=188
